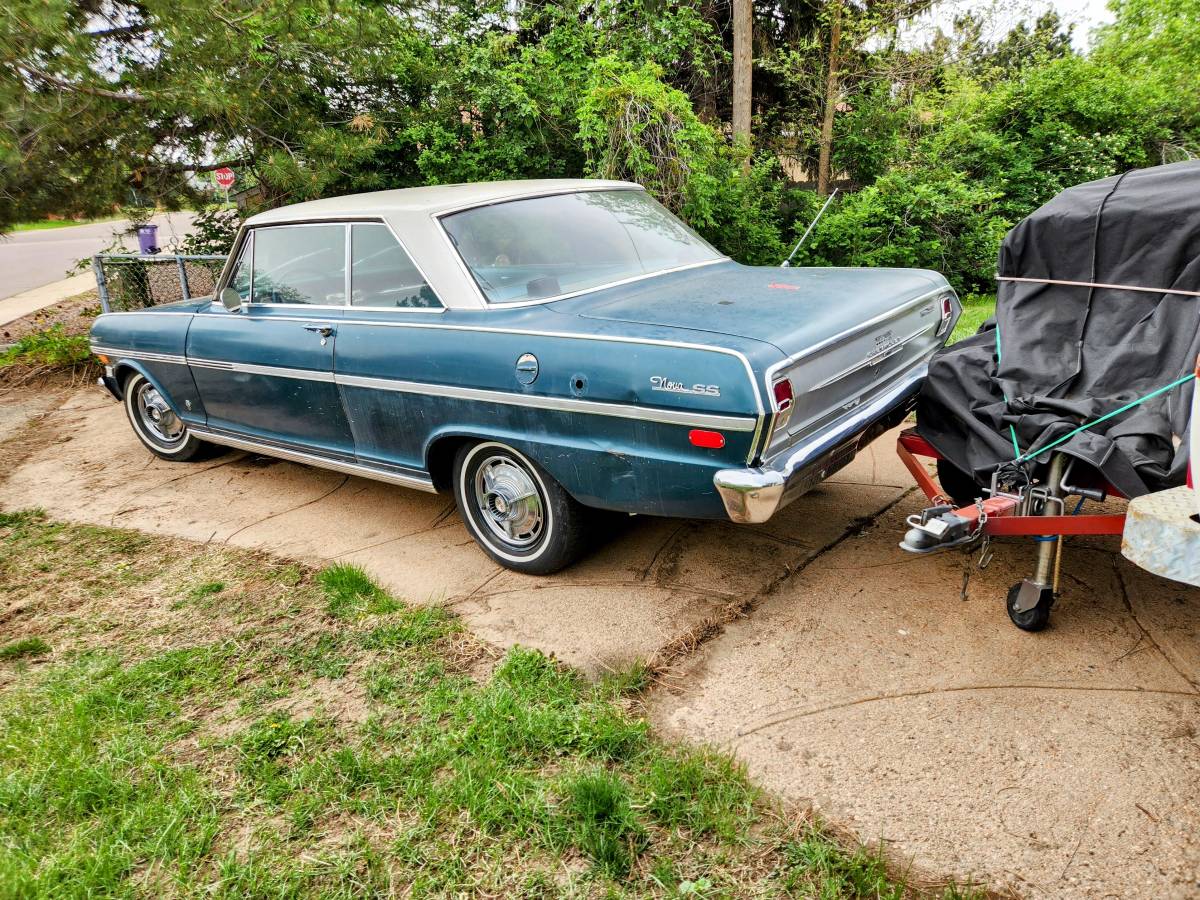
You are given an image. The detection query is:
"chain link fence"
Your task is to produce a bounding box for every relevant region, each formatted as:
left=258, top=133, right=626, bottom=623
left=92, top=254, right=227, bottom=313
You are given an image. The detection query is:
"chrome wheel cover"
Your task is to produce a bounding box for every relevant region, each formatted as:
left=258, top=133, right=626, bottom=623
left=473, top=454, right=544, bottom=547
left=135, top=381, right=185, bottom=445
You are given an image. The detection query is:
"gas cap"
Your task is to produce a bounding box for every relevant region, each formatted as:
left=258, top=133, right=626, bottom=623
left=515, top=353, right=539, bottom=385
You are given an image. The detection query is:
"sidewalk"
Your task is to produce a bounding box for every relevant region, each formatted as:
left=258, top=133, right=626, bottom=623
left=0, top=273, right=95, bottom=328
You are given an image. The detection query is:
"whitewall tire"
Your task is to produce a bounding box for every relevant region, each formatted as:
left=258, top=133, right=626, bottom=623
left=122, top=372, right=213, bottom=462
left=452, top=440, right=589, bottom=574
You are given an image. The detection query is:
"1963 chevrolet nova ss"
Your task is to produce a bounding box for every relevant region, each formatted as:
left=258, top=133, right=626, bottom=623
left=91, top=179, right=959, bottom=572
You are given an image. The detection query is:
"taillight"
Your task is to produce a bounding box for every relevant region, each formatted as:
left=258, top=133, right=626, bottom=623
left=772, top=378, right=794, bottom=432
left=936, top=293, right=954, bottom=336
left=773, top=378, right=794, bottom=412
left=688, top=429, right=726, bottom=449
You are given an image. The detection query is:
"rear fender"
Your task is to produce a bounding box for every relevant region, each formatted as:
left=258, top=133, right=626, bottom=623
left=423, top=424, right=730, bottom=519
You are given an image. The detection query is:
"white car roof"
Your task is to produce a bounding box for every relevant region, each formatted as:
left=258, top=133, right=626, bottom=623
left=244, top=179, right=642, bottom=227
left=238, top=179, right=645, bottom=309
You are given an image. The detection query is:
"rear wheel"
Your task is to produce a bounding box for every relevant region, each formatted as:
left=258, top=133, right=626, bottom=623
left=452, top=440, right=589, bottom=574
left=123, top=372, right=213, bottom=462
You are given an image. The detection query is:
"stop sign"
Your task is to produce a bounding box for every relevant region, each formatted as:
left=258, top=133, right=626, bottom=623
left=214, top=167, right=235, bottom=190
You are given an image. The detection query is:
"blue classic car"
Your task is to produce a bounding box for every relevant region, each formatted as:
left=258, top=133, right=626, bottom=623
left=91, top=180, right=958, bottom=572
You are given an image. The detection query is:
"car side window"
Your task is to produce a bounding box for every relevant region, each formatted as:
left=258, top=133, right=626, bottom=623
left=350, top=223, right=442, bottom=309
left=226, top=235, right=252, bottom=302
left=251, top=224, right=346, bottom=306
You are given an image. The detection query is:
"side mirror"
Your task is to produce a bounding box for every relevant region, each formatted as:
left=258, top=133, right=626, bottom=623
left=220, top=288, right=244, bottom=312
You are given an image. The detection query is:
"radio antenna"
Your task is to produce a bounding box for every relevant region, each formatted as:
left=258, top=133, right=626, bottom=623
left=781, top=188, right=838, bottom=268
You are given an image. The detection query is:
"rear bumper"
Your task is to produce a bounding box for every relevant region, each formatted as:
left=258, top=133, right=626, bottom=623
left=713, top=366, right=926, bottom=524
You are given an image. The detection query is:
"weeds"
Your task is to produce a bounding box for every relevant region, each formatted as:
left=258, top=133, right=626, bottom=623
left=0, top=637, right=49, bottom=661
left=0, top=325, right=93, bottom=369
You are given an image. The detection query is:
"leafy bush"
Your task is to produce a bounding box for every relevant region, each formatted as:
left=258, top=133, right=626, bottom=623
left=177, top=205, right=242, bottom=257
left=579, top=58, right=787, bottom=265
left=0, top=326, right=92, bottom=370
left=799, top=170, right=1009, bottom=291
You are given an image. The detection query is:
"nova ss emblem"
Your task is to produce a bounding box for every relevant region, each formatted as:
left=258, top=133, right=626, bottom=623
left=865, top=330, right=901, bottom=370
left=650, top=376, right=721, bottom=397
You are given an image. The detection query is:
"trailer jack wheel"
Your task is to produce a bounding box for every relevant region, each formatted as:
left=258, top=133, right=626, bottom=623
left=1006, top=581, right=1054, bottom=631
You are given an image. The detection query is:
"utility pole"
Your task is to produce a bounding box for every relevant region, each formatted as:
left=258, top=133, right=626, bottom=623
left=732, top=0, right=753, bottom=171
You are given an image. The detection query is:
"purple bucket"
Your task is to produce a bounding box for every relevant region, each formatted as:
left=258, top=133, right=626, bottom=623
left=136, top=224, right=159, bottom=255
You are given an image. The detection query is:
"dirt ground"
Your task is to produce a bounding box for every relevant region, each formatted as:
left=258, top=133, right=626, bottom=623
left=1, top=383, right=1198, bottom=898
left=0, top=290, right=99, bottom=343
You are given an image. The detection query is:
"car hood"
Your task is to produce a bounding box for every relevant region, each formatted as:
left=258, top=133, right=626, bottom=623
left=565, top=261, right=948, bottom=355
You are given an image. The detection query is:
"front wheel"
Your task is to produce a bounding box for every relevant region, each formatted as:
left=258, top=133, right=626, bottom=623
left=123, top=372, right=213, bottom=462
left=452, top=440, right=589, bottom=574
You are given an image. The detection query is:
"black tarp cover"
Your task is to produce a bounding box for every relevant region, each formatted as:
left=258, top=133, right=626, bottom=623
left=917, top=161, right=1200, bottom=498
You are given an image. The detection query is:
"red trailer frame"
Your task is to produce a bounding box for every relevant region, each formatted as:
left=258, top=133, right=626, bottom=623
left=896, top=430, right=1127, bottom=537
left=895, top=429, right=1127, bottom=631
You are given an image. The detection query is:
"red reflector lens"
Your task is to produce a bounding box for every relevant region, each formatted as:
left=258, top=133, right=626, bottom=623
left=941, top=295, right=953, bottom=318
left=773, top=378, right=794, bottom=411
left=688, top=429, right=725, bottom=449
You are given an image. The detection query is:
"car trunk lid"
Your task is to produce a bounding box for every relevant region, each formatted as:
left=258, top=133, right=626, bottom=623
left=572, top=262, right=946, bottom=354
left=569, top=261, right=953, bottom=461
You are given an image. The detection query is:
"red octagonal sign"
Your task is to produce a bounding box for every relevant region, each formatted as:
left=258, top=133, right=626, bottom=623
left=214, top=167, right=235, bottom=190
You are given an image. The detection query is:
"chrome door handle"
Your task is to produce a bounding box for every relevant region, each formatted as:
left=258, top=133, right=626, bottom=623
left=303, top=324, right=334, bottom=337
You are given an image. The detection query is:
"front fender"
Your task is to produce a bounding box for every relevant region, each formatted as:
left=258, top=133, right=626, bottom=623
left=109, top=360, right=179, bottom=412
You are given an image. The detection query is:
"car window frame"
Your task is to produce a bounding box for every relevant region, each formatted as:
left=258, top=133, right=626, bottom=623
left=348, top=221, right=444, bottom=311
left=249, top=221, right=349, bottom=308
left=216, top=217, right=444, bottom=314
left=432, top=185, right=729, bottom=310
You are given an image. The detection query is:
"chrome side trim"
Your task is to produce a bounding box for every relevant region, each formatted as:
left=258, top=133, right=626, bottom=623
left=189, top=427, right=437, bottom=492
left=335, top=373, right=758, bottom=432
left=96, top=344, right=759, bottom=432
left=188, top=358, right=336, bottom=383
left=91, top=346, right=188, bottom=366
left=184, top=315, right=767, bottom=455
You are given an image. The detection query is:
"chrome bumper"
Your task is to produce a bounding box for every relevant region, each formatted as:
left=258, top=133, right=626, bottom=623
left=714, top=366, right=927, bottom=524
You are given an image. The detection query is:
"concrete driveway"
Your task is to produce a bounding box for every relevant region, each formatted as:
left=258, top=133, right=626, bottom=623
left=2, top=388, right=1197, bottom=898
left=0, top=213, right=196, bottom=299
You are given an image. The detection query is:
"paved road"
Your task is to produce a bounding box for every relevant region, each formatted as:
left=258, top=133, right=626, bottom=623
left=0, top=212, right=196, bottom=300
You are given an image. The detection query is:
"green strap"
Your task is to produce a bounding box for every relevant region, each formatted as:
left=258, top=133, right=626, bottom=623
left=1012, top=372, right=1197, bottom=464
left=994, top=320, right=1022, bottom=457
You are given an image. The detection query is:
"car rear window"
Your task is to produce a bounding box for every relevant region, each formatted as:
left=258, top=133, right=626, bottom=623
left=440, top=189, right=722, bottom=304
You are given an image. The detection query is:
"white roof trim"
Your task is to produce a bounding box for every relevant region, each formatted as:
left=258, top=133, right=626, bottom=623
left=239, top=180, right=646, bottom=310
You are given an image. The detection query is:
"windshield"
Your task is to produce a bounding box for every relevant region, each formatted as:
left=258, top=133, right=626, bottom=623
left=440, top=189, right=723, bottom=304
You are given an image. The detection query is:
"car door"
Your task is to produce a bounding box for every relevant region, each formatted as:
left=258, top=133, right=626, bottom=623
left=334, top=221, right=447, bottom=474
left=187, top=222, right=356, bottom=458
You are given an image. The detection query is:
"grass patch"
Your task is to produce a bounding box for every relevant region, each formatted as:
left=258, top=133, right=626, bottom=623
left=0, top=636, right=50, bottom=661
left=318, top=563, right=400, bottom=619
left=10, top=216, right=119, bottom=232
left=0, top=325, right=94, bottom=370
left=949, top=293, right=996, bottom=345
left=188, top=580, right=225, bottom=600
left=0, top=512, right=982, bottom=897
